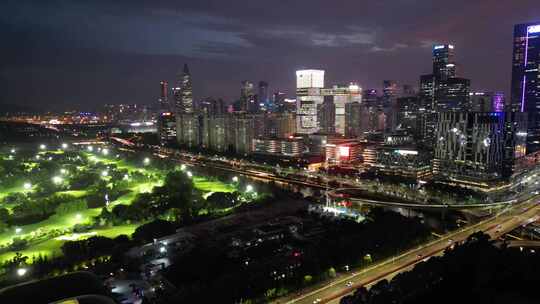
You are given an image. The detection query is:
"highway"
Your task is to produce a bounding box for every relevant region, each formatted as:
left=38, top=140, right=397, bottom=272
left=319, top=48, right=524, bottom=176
left=277, top=197, right=540, bottom=304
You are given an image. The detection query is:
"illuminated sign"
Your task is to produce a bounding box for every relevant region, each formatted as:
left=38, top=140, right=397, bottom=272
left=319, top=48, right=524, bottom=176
left=434, top=45, right=445, bottom=50
left=448, top=45, right=454, bottom=49
left=528, top=25, right=540, bottom=33
left=395, top=150, right=418, bottom=155
left=339, top=146, right=350, bottom=158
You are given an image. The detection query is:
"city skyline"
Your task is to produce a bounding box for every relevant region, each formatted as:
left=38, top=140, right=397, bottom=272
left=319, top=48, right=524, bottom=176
left=1, top=1, right=540, bottom=110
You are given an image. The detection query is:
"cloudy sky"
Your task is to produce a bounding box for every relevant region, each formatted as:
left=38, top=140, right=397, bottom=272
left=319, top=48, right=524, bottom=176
left=1, top=0, right=539, bottom=111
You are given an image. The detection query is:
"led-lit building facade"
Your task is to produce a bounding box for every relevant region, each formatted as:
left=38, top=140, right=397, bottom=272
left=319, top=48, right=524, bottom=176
left=322, top=84, right=362, bottom=135
left=433, top=111, right=527, bottom=187
left=364, top=147, right=433, bottom=181
left=178, top=64, right=193, bottom=114
left=325, top=140, right=362, bottom=166
left=469, top=92, right=505, bottom=112
left=296, top=70, right=325, bottom=134
left=511, top=22, right=540, bottom=153
left=253, top=137, right=305, bottom=157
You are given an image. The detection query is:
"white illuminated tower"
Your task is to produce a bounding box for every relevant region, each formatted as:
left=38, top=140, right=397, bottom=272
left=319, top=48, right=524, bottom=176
left=296, top=69, right=325, bottom=134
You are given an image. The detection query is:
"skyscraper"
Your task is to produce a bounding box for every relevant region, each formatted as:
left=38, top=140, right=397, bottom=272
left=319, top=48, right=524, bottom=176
left=178, top=64, right=193, bottom=114
left=296, top=69, right=325, bottom=134
left=511, top=22, right=540, bottom=153
left=240, top=81, right=256, bottom=113
left=317, top=96, right=336, bottom=134
left=433, top=44, right=456, bottom=81
left=258, top=81, right=270, bottom=111
left=345, top=102, right=362, bottom=138
left=158, top=80, right=169, bottom=111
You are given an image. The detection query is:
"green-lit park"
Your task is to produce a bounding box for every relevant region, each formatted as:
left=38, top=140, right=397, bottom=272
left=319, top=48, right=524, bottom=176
left=0, top=144, right=256, bottom=266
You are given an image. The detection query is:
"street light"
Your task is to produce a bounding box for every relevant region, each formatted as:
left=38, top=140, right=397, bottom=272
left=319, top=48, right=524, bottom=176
left=87, top=146, right=94, bottom=152
left=60, top=169, right=67, bottom=175
left=10, top=148, right=16, bottom=153
left=23, top=182, right=32, bottom=190
left=102, top=148, right=109, bottom=155
left=39, top=144, right=46, bottom=150
left=15, top=228, right=22, bottom=234
left=75, top=213, right=82, bottom=221
left=180, top=164, right=186, bottom=171
left=101, top=170, right=108, bottom=177
left=61, top=143, right=68, bottom=149
left=186, top=171, right=193, bottom=178
left=52, top=176, right=63, bottom=185
left=232, top=176, right=239, bottom=183
left=143, top=158, right=150, bottom=165
left=246, top=185, right=253, bottom=192
left=17, top=268, right=27, bottom=277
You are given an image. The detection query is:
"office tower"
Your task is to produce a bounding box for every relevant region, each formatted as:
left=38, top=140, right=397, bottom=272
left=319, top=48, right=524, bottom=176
left=511, top=22, right=540, bottom=153
left=296, top=69, right=325, bottom=134
left=363, top=89, right=379, bottom=106
left=433, top=44, right=456, bottom=81
left=425, top=44, right=471, bottom=111
left=240, top=81, right=256, bottom=113
left=178, top=64, right=193, bottom=114
left=470, top=92, right=505, bottom=112
left=158, top=81, right=169, bottom=111
left=382, top=80, right=399, bottom=132
left=158, top=112, right=177, bottom=145
left=345, top=102, right=362, bottom=138
left=433, top=112, right=526, bottom=186
left=273, top=92, right=286, bottom=112
left=435, top=77, right=471, bottom=111
left=419, top=74, right=435, bottom=110
left=382, top=80, right=399, bottom=106
left=318, top=96, right=336, bottom=134
left=322, top=83, right=362, bottom=135
left=258, top=81, right=270, bottom=111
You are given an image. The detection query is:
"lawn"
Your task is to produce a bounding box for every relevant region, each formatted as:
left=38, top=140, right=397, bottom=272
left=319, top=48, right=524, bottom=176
left=0, top=224, right=138, bottom=263
left=0, top=148, right=238, bottom=264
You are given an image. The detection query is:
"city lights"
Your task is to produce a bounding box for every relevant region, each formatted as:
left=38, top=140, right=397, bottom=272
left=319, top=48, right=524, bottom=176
left=101, top=170, right=109, bottom=177
left=15, top=228, right=22, bottom=234
left=39, top=144, right=46, bottom=150
left=246, top=185, right=254, bottom=192
left=187, top=171, right=193, bottom=178
left=144, top=157, right=150, bottom=165
left=23, top=182, right=32, bottom=190
left=61, top=143, right=68, bottom=149
left=87, top=146, right=94, bottom=152
left=102, top=148, right=109, bottom=155
left=232, top=176, right=239, bottom=182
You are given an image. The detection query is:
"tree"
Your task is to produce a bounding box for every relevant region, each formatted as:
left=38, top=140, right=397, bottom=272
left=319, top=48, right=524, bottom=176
left=132, top=219, right=176, bottom=243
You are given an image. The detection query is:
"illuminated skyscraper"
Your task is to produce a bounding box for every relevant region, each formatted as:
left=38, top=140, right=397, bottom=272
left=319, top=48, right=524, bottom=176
left=296, top=69, right=325, bottom=134
left=240, top=81, right=256, bottom=113
left=158, top=80, right=169, bottom=111
left=258, top=81, right=270, bottom=112
left=511, top=22, right=540, bottom=152
left=433, top=44, right=456, bottom=81
left=177, top=64, right=193, bottom=114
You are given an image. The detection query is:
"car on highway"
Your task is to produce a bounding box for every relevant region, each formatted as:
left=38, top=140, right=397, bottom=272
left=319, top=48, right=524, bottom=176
left=346, top=281, right=353, bottom=287
left=313, top=298, right=322, bottom=303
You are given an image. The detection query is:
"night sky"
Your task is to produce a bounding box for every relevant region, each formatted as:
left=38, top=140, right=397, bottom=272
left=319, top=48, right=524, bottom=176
left=1, top=0, right=540, bottom=111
